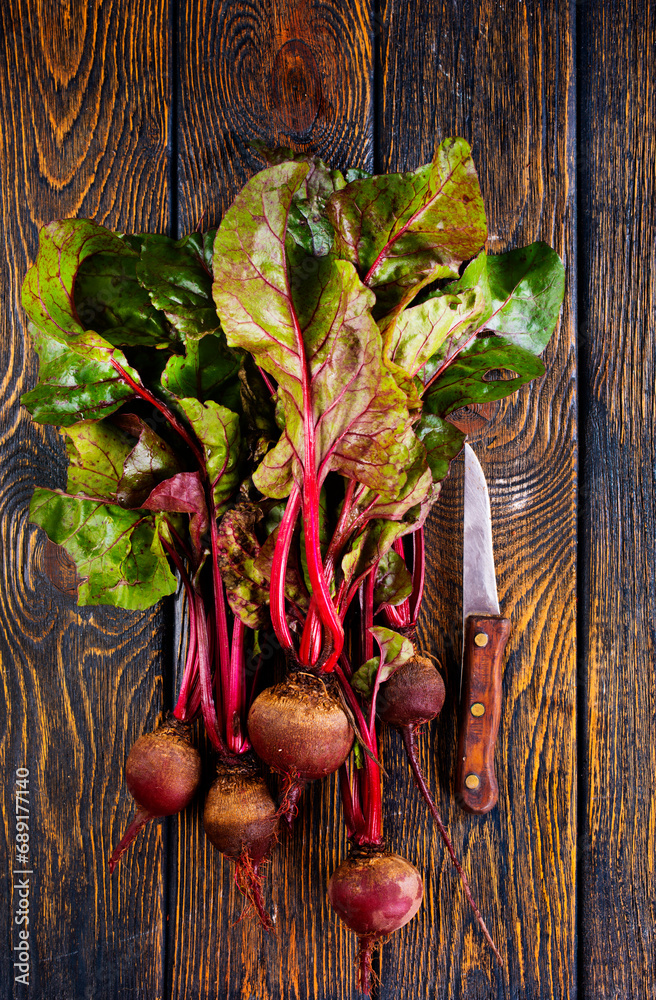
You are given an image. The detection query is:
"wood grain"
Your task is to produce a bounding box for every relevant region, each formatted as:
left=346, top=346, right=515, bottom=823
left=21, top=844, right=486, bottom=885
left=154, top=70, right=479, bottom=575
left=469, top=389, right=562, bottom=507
left=175, top=0, right=373, bottom=235
left=579, top=2, right=656, bottom=996
left=0, top=2, right=171, bottom=997
left=377, top=1, right=577, bottom=997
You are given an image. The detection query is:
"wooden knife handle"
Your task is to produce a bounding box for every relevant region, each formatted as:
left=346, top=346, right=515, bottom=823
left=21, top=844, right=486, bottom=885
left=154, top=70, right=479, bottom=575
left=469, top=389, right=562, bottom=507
left=456, top=614, right=511, bottom=814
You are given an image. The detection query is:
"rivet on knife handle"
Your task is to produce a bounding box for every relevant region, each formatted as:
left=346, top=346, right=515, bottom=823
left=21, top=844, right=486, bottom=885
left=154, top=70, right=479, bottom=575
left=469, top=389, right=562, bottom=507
left=456, top=614, right=511, bottom=814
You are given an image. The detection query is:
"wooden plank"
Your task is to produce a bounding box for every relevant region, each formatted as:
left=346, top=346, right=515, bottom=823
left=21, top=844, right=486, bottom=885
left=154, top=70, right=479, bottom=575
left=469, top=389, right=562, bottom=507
left=0, top=2, right=172, bottom=997
left=171, top=2, right=373, bottom=997
left=175, top=0, right=373, bottom=232
left=579, top=2, right=656, bottom=996
left=376, top=1, right=577, bottom=997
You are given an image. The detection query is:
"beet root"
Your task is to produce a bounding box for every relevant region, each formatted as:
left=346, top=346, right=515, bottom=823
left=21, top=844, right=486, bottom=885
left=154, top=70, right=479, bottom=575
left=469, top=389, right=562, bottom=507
left=377, top=655, right=445, bottom=727
left=328, top=849, right=423, bottom=995
left=203, top=755, right=279, bottom=929
left=247, top=673, right=354, bottom=827
left=110, top=715, right=201, bottom=874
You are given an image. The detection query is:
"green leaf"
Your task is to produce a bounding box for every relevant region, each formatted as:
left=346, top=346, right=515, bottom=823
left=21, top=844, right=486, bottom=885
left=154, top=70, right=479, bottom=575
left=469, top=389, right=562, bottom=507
left=212, top=161, right=313, bottom=400
left=64, top=420, right=134, bottom=499
left=383, top=287, right=487, bottom=381
left=74, top=249, right=173, bottom=348
left=371, top=625, right=414, bottom=670
left=320, top=369, right=416, bottom=494
left=327, top=138, right=486, bottom=314
left=351, top=658, right=380, bottom=697
left=213, top=163, right=414, bottom=497
left=161, top=333, right=241, bottom=405
left=22, top=219, right=137, bottom=345
left=352, top=433, right=433, bottom=523
left=414, top=413, right=466, bottom=485
left=341, top=514, right=426, bottom=598
left=353, top=740, right=365, bottom=769
left=113, top=414, right=182, bottom=508
left=344, top=167, right=371, bottom=182
left=254, top=149, right=346, bottom=257
left=286, top=156, right=346, bottom=258
left=29, top=488, right=177, bottom=610
left=21, top=323, right=140, bottom=426
left=445, top=243, right=566, bottom=354
left=252, top=432, right=296, bottom=499
left=177, top=398, right=241, bottom=511
left=238, top=357, right=279, bottom=463
left=374, top=549, right=413, bottom=608
left=137, top=231, right=221, bottom=339
left=423, top=335, right=545, bottom=415
left=351, top=627, right=414, bottom=697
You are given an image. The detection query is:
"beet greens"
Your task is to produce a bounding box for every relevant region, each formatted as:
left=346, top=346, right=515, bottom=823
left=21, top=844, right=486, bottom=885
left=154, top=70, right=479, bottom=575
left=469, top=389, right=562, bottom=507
left=22, top=137, right=564, bottom=993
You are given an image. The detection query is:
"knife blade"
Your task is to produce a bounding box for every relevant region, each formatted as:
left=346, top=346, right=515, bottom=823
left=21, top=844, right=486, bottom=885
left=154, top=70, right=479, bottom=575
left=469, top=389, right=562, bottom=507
left=455, top=443, right=511, bottom=814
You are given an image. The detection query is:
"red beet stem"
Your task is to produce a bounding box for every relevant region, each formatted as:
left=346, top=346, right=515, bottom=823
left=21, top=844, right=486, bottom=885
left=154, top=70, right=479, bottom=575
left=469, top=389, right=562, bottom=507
left=225, top=616, right=249, bottom=754
left=298, top=608, right=323, bottom=667
left=109, top=358, right=204, bottom=467
left=339, top=763, right=358, bottom=837
left=109, top=808, right=153, bottom=874
left=409, top=526, right=425, bottom=623
left=361, top=569, right=376, bottom=664
left=209, top=515, right=232, bottom=721
left=392, top=537, right=412, bottom=624
left=383, top=601, right=407, bottom=628
left=400, top=725, right=503, bottom=965
left=270, top=484, right=301, bottom=652
left=300, top=479, right=357, bottom=665
left=194, top=589, right=227, bottom=753
left=161, top=539, right=198, bottom=723
left=258, top=367, right=276, bottom=396
left=298, top=382, right=343, bottom=672
left=361, top=753, right=383, bottom=847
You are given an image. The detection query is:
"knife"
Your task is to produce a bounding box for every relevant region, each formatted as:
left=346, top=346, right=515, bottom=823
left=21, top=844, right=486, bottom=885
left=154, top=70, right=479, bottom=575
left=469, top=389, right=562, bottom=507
left=456, top=443, right=511, bottom=814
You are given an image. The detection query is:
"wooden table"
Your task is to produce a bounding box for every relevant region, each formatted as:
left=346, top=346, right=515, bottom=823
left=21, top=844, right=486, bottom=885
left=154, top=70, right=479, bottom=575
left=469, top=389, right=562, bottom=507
left=0, top=1, right=652, bottom=997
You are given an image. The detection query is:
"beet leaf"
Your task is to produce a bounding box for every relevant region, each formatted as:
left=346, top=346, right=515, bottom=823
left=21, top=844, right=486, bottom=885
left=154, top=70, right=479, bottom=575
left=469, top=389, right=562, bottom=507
left=161, top=333, right=241, bottom=405
left=326, top=137, right=486, bottom=314
left=114, top=415, right=183, bottom=508
left=29, top=489, right=177, bottom=609
left=351, top=627, right=414, bottom=698
left=136, top=231, right=221, bottom=339
left=445, top=243, right=566, bottom=354
left=423, top=335, right=546, bottom=414
left=176, top=398, right=241, bottom=512
left=63, top=420, right=134, bottom=499
left=21, top=324, right=141, bottom=426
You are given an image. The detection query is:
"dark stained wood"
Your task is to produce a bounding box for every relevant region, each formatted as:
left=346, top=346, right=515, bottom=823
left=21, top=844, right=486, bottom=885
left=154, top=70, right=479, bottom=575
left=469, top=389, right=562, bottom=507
left=175, top=0, right=373, bottom=234
left=171, top=3, right=373, bottom=998
left=0, top=2, right=172, bottom=997
left=456, top=615, right=512, bottom=815
left=579, top=2, right=656, bottom=996
left=377, top=1, right=578, bottom=998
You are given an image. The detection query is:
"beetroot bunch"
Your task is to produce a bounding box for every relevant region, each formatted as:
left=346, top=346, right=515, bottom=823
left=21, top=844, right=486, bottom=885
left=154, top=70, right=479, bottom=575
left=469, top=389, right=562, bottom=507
left=22, top=139, right=564, bottom=994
